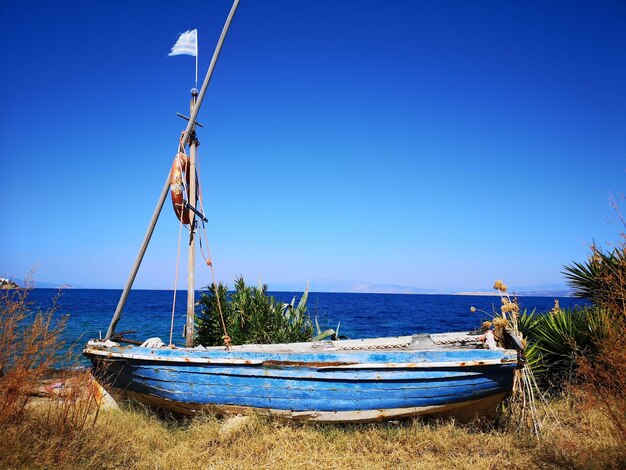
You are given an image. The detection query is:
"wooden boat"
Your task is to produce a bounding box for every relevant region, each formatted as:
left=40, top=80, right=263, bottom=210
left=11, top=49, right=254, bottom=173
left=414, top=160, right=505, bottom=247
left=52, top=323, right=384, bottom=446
left=83, top=0, right=521, bottom=423
left=84, top=333, right=517, bottom=422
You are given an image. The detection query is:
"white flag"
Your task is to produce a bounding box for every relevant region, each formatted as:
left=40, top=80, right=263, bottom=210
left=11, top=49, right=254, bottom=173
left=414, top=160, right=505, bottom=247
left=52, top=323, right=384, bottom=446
left=168, top=29, right=197, bottom=57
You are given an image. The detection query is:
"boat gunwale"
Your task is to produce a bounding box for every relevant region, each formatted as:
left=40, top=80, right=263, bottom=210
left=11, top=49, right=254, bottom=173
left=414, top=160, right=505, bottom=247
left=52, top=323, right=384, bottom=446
left=83, top=346, right=517, bottom=369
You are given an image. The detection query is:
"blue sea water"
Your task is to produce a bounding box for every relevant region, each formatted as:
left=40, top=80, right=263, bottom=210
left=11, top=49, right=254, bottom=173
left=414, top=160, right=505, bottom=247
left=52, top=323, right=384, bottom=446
left=25, top=288, right=589, bottom=365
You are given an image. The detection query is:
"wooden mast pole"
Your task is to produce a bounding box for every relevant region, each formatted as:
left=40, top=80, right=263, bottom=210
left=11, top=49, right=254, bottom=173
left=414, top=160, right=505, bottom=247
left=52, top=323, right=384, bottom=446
left=105, top=0, right=240, bottom=340
left=186, top=90, right=198, bottom=347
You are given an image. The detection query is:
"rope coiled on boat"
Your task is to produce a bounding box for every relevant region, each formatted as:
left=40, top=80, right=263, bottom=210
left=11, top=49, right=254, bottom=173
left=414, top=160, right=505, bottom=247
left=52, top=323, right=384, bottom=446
left=337, top=343, right=411, bottom=351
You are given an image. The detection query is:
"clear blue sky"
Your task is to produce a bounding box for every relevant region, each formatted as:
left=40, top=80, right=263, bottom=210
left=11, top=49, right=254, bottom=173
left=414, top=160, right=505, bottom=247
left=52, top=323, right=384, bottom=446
left=1, top=0, right=624, bottom=291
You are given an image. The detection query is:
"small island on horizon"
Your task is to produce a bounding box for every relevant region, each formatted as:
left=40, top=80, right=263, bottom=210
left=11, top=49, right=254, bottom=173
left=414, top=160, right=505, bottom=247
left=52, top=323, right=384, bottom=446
left=0, top=277, right=20, bottom=289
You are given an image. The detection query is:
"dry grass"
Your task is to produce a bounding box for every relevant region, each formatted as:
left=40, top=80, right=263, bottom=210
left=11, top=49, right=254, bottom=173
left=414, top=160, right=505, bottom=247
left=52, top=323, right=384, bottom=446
left=0, top=397, right=623, bottom=470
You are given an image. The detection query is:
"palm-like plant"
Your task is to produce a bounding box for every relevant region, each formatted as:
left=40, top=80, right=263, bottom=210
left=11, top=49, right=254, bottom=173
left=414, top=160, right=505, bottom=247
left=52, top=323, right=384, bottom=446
left=483, top=281, right=615, bottom=393
left=520, top=304, right=615, bottom=392
left=515, top=309, right=543, bottom=376
left=563, top=244, right=626, bottom=315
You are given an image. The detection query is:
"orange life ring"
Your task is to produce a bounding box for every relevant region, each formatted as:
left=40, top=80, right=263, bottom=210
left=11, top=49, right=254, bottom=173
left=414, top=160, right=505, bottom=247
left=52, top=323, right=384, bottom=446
left=169, top=152, right=191, bottom=224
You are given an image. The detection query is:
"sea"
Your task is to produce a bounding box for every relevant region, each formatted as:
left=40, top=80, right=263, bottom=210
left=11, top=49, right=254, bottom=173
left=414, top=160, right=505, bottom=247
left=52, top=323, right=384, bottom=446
left=24, top=288, right=589, bottom=366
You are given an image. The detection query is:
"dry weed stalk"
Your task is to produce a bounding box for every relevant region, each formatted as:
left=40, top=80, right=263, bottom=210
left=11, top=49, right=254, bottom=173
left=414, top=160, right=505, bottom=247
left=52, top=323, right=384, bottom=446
left=489, top=280, right=555, bottom=437
left=0, top=286, right=69, bottom=422
left=573, top=258, right=626, bottom=454
left=575, top=322, right=626, bottom=453
left=566, top=196, right=626, bottom=451
left=0, top=285, right=102, bottom=429
left=0, top=284, right=107, bottom=469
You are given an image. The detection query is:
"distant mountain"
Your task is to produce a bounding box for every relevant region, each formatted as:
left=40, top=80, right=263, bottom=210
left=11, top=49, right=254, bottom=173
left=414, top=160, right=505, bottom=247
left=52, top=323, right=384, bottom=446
left=514, top=283, right=574, bottom=297
left=3, top=275, right=572, bottom=296
left=6, top=278, right=79, bottom=289
left=269, top=278, right=573, bottom=297
left=269, top=278, right=442, bottom=295
left=455, top=283, right=573, bottom=297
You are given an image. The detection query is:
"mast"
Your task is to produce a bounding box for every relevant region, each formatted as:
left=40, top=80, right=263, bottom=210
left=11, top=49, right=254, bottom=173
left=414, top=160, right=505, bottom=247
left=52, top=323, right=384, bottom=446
left=186, top=89, right=199, bottom=347
left=105, top=0, right=240, bottom=340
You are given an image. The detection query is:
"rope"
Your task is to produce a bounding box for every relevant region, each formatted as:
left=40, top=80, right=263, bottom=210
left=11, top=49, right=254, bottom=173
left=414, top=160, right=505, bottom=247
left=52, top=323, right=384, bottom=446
left=430, top=336, right=483, bottom=345
left=169, top=149, right=187, bottom=347
left=337, top=343, right=411, bottom=351
left=167, top=131, right=231, bottom=349
left=195, top=149, right=231, bottom=349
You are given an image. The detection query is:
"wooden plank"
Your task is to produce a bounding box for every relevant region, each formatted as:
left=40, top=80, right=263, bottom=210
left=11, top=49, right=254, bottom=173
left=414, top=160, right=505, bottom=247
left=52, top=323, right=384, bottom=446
left=317, top=358, right=517, bottom=370
left=84, top=347, right=263, bottom=365
left=114, top=389, right=507, bottom=423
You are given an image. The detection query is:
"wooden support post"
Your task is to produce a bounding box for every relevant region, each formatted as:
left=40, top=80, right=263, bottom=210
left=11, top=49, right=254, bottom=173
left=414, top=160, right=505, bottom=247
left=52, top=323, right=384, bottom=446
left=186, top=90, right=198, bottom=347
left=104, top=0, right=240, bottom=340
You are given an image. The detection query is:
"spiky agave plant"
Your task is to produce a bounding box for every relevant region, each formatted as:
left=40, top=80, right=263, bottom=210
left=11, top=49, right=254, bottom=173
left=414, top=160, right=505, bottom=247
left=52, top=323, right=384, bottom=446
left=525, top=304, right=615, bottom=392
left=515, top=308, right=543, bottom=377
left=281, top=285, right=314, bottom=341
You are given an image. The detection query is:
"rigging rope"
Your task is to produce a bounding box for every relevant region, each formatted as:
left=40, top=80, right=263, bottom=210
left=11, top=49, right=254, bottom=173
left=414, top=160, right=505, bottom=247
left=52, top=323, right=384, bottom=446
left=169, top=138, right=188, bottom=347
left=169, top=131, right=231, bottom=349
left=195, top=147, right=231, bottom=349
left=169, top=210, right=184, bottom=347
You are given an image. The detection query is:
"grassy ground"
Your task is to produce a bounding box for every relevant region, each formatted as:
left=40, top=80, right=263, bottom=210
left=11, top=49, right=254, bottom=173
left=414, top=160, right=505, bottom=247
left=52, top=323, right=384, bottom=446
left=1, top=286, right=624, bottom=469
left=1, top=394, right=623, bottom=469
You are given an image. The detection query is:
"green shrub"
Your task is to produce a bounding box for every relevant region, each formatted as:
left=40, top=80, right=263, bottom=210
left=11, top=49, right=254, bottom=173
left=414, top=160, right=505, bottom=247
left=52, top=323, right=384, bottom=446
left=194, top=277, right=313, bottom=346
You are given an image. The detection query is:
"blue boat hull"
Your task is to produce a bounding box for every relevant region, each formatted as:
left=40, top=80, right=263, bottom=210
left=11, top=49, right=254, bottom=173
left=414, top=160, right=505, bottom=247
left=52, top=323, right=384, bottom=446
left=84, top=335, right=517, bottom=422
